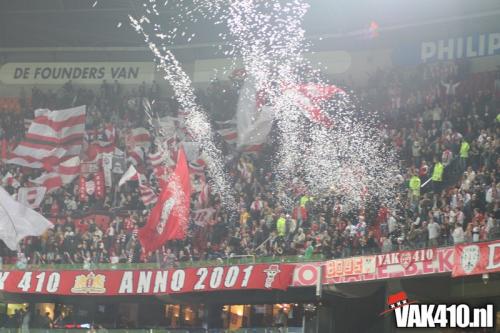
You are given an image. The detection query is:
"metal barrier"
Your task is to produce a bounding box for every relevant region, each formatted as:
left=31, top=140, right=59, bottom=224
left=0, top=255, right=324, bottom=271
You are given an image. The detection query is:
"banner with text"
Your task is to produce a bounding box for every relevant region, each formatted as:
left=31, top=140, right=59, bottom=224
left=392, top=32, right=500, bottom=65
left=0, top=264, right=294, bottom=296
left=452, top=240, right=500, bottom=277
left=0, top=62, right=155, bottom=85
left=293, top=247, right=453, bottom=287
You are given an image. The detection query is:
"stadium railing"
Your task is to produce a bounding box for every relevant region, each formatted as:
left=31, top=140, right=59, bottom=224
left=0, top=254, right=325, bottom=271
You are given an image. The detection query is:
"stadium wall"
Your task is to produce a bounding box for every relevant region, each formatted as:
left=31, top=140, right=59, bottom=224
left=1, top=46, right=499, bottom=99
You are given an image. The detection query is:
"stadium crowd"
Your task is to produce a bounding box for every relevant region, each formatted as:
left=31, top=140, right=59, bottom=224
left=0, top=61, right=499, bottom=267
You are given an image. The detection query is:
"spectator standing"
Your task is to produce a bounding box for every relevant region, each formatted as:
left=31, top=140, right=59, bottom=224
left=452, top=223, right=465, bottom=244
left=427, top=219, right=440, bottom=247
left=459, top=139, right=470, bottom=171
left=276, top=214, right=287, bottom=237
left=431, top=159, right=444, bottom=193
left=409, top=173, right=421, bottom=205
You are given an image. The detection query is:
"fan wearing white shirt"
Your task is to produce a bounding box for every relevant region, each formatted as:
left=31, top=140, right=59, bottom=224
left=452, top=223, right=465, bottom=244
left=427, top=220, right=440, bottom=247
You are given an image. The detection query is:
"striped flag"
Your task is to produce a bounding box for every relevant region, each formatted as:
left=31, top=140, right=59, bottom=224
left=58, top=156, right=81, bottom=184
left=189, top=158, right=206, bottom=175
left=30, top=156, right=81, bottom=192
left=241, top=144, right=264, bottom=155
left=217, top=127, right=238, bottom=145
left=128, top=146, right=145, bottom=166
left=31, top=173, right=63, bottom=193
left=139, top=182, right=158, bottom=206
left=8, top=106, right=86, bottom=169
left=127, top=127, right=151, bottom=150
left=148, top=151, right=164, bottom=168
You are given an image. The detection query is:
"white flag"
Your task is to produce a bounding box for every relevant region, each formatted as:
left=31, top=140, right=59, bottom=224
left=118, top=165, right=139, bottom=187
left=236, top=77, right=273, bottom=148
left=0, top=186, right=53, bottom=251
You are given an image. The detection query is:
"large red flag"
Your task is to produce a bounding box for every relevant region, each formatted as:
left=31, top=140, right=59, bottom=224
left=138, top=148, right=191, bottom=253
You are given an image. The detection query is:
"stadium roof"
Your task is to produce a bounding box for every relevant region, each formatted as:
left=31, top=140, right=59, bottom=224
left=0, top=0, right=499, bottom=50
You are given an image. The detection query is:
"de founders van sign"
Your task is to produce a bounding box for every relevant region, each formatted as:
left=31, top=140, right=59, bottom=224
left=0, top=62, right=155, bottom=85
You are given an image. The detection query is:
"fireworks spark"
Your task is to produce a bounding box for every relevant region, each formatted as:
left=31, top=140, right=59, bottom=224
left=129, top=5, right=235, bottom=209
left=130, top=0, right=402, bottom=213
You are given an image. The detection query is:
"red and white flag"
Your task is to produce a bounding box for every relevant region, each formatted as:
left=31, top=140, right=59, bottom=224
left=30, top=156, right=80, bottom=192
left=241, top=144, right=264, bottom=154
left=58, top=156, right=81, bottom=184
left=192, top=208, right=216, bottom=227
left=127, top=127, right=151, bottom=150
left=217, top=127, right=238, bottom=145
left=17, top=187, right=47, bottom=209
left=30, top=173, right=62, bottom=193
left=8, top=106, right=86, bottom=169
left=139, top=182, right=158, bottom=206
left=118, top=165, right=140, bottom=187
left=189, top=158, right=206, bottom=175
left=138, top=148, right=191, bottom=252
left=148, top=151, right=164, bottom=168
left=128, top=146, right=145, bottom=166
left=281, top=82, right=345, bottom=127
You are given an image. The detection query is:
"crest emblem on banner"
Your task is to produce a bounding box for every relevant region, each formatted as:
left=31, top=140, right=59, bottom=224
left=460, top=245, right=480, bottom=274
left=71, top=272, right=106, bottom=294
left=86, top=180, right=95, bottom=195
left=264, top=264, right=281, bottom=288
left=399, top=252, right=414, bottom=269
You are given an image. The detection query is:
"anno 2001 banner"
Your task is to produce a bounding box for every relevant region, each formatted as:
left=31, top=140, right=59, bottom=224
left=0, top=264, right=294, bottom=296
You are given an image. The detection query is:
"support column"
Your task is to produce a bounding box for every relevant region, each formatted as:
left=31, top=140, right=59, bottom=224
left=205, top=304, right=224, bottom=330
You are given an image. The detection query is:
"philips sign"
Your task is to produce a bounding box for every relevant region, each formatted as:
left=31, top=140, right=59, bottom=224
left=393, top=32, right=500, bottom=65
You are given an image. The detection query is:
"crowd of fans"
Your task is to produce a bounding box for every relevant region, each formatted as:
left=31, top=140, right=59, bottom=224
left=0, top=60, right=499, bottom=267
